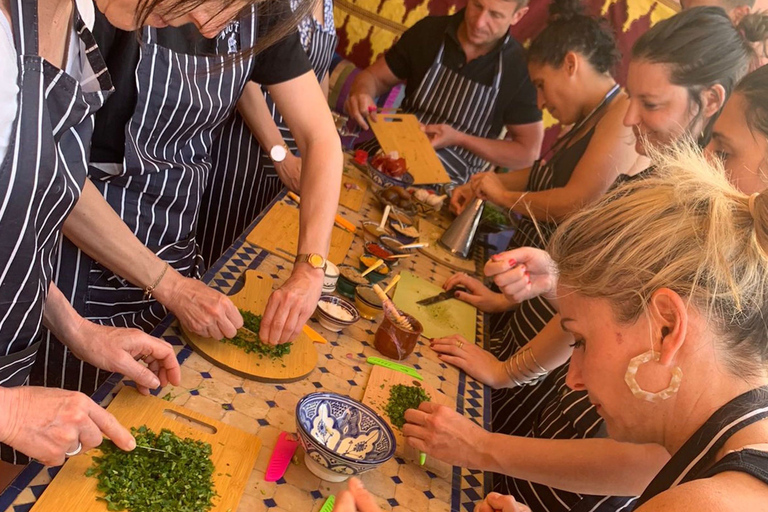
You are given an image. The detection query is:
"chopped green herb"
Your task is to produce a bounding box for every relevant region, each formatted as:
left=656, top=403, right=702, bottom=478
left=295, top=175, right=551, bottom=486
left=161, top=392, right=173, bottom=402
left=384, top=384, right=431, bottom=429
left=221, top=309, right=292, bottom=359
left=85, top=425, right=218, bottom=512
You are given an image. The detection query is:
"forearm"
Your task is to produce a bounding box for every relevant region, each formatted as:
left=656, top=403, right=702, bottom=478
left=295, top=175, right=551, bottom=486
left=237, top=82, right=286, bottom=151
left=496, top=167, right=530, bottom=191
left=349, top=69, right=391, bottom=102
left=503, top=187, right=594, bottom=222
left=295, top=136, right=342, bottom=256
left=457, top=132, right=538, bottom=170
left=62, top=180, right=167, bottom=291
left=475, top=433, right=669, bottom=496
left=500, top=316, right=571, bottom=388
left=42, top=283, right=85, bottom=347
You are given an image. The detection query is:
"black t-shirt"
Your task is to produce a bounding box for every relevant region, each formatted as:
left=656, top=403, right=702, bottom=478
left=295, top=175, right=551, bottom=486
left=91, top=11, right=311, bottom=164
left=384, top=9, right=540, bottom=134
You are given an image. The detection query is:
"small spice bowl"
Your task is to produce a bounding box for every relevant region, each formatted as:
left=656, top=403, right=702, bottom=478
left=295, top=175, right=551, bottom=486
left=337, top=265, right=369, bottom=299
left=390, top=222, right=420, bottom=244
left=374, top=311, right=423, bottom=361
left=361, top=221, right=392, bottom=244
left=323, top=261, right=340, bottom=294
left=359, top=255, right=390, bottom=284
left=315, top=295, right=359, bottom=333
left=388, top=210, right=414, bottom=228
left=379, top=235, right=414, bottom=255
left=364, top=242, right=398, bottom=267
left=355, top=285, right=384, bottom=320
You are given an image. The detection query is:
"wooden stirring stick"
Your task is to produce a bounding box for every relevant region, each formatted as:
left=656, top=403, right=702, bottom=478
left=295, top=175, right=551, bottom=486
left=399, top=242, right=428, bottom=250
left=361, top=258, right=384, bottom=277
left=372, top=284, right=413, bottom=330
left=382, top=274, right=401, bottom=295
left=379, top=205, right=391, bottom=231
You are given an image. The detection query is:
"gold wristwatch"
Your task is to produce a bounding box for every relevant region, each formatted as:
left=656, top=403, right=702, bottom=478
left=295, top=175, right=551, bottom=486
left=295, top=253, right=327, bottom=271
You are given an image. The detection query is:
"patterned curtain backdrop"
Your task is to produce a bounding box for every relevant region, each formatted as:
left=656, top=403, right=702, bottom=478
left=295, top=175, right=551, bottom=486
left=333, top=0, right=680, bottom=151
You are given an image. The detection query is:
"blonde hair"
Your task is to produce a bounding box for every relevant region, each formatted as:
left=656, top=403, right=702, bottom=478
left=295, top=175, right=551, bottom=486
left=549, top=141, right=768, bottom=376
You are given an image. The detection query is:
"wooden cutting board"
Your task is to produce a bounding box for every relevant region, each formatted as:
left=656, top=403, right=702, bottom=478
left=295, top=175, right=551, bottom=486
left=245, top=201, right=354, bottom=265
left=418, top=218, right=477, bottom=273
left=31, top=387, right=261, bottom=512
left=340, top=173, right=368, bottom=212
left=369, top=114, right=450, bottom=185
left=361, top=365, right=452, bottom=474
left=182, top=270, right=317, bottom=382
left=392, top=271, right=477, bottom=344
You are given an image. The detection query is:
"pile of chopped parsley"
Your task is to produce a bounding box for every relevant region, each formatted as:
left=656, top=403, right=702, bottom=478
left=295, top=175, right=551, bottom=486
left=384, top=384, right=431, bottom=429
left=85, top=426, right=218, bottom=512
left=220, top=309, right=292, bottom=359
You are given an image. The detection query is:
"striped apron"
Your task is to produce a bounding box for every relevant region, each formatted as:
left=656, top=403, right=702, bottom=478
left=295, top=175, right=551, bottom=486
left=0, top=0, right=112, bottom=463
left=197, top=3, right=337, bottom=266
left=489, top=87, right=634, bottom=512
left=359, top=40, right=503, bottom=185
left=633, top=386, right=768, bottom=509
left=31, top=17, right=255, bottom=395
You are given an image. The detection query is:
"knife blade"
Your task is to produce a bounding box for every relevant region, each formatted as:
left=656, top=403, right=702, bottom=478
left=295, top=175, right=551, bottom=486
left=416, top=286, right=467, bottom=306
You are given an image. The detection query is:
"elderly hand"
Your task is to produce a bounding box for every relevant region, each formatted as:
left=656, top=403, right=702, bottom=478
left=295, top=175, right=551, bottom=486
left=476, top=492, right=532, bottom=512
left=470, top=172, right=513, bottom=208
left=259, top=262, right=323, bottom=345
left=443, top=272, right=515, bottom=313
left=449, top=183, right=476, bottom=215
left=333, top=478, right=383, bottom=512
left=402, top=401, right=490, bottom=468
left=155, top=268, right=243, bottom=340
left=422, top=123, right=461, bottom=149
left=66, top=320, right=181, bottom=395
left=485, top=248, right=559, bottom=304
left=344, top=92, right=377, bottom=131
left=430, top=335, right=510, bottom=389
left=0, top=386, right=135, bottom=466
left=275, top=153, right=302, bottom=193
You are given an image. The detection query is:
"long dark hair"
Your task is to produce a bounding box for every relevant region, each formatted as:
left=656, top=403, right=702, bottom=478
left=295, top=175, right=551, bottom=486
left=527, top=0, right=620, bottom=74
left=734, top=65, right=768, bottom=143
left=632, top=6, right=768, bottom=144
left=135, top=0, right=315, bottom=57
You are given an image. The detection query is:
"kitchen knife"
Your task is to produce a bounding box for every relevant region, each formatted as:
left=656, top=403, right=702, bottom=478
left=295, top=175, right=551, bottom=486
left=416, top=286, right=468, bottom=306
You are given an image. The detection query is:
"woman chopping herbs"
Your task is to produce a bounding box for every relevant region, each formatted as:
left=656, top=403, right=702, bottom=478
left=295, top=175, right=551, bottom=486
left=0, top=0, right=318, bottom=477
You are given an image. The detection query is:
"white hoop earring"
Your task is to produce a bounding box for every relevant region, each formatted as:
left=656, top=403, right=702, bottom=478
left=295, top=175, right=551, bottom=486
left=624, top=350, right=683, bottom=403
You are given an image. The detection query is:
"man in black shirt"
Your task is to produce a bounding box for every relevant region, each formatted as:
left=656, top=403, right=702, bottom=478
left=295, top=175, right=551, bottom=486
left=346, top=0, right=543, bottom=184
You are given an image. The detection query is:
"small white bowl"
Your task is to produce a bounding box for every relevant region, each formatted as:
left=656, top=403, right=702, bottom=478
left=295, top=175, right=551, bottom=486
left=323, top=261, right=340, bottom=293
left=315, top=296, right=359, bottom=332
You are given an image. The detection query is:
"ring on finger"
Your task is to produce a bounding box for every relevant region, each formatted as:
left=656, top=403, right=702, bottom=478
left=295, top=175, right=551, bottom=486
left=457, top=340, right=464, bottom=349
left=65, top=441, right=82, bottom=457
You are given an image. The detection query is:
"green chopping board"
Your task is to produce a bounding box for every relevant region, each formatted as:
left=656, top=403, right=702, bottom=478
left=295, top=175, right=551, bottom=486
left=391, top=271, right=477, bottom=344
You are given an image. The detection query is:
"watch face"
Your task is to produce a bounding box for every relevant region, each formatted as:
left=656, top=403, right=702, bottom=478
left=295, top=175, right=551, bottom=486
left=270, top=145, right=287, bottom=162
left=308, top=254, right=325, bottom=268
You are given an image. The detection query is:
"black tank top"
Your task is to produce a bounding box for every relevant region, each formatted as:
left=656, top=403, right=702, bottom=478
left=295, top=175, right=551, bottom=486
left=702, top=448, right=768, bottom=483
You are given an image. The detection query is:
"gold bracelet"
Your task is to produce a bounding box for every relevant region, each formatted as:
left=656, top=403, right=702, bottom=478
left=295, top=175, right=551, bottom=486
left=144, top=262, right=169, bottom=300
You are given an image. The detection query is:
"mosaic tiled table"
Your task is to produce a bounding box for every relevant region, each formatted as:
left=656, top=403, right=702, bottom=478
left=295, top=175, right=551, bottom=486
left=1, top=164, right=491, bottom=512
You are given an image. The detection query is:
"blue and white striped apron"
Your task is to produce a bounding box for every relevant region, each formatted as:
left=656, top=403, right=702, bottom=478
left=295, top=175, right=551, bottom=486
left=31, top=14, right=255, bottom=395
left=0, top=0, right=112, bottom=463
left=197, top=0, right=338, bottom=266
left=359, top=40, right=503, bottom=185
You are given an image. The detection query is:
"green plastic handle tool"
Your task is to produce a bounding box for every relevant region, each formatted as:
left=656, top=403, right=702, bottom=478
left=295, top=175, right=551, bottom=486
left=319, top=495, right=335, bottom=512
left=367, top=357, right=423, bottom=380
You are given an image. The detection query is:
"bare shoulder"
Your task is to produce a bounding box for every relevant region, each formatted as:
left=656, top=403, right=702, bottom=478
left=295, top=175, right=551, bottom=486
left=636, top=472, right=768, bottom=512
left=596, top=92, right=630, bottom=130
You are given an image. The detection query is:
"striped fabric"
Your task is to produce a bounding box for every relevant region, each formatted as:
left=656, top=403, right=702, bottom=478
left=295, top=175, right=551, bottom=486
left=31, top=14, right=256, bottom=396
left=198, top=10, right=338, bottom=266
left=358, top=40, right=502, bottom=184
left=0, top=0, right=112, bottom=463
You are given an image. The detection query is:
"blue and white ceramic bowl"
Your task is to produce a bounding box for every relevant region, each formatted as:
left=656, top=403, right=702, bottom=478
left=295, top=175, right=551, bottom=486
left=295, top=392, right=396, bottom=482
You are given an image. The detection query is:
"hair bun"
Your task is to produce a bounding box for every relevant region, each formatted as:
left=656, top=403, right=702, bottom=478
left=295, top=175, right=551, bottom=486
left=549, top=0, right=586, bottom=21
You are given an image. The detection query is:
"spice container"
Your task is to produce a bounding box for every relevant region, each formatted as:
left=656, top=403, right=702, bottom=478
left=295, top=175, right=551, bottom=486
left=364, top=242, right=398, bottom=267
left=359, top=255, right=390, bottom=284
left=355, top=285, right=384, bottom=320
left=390, top=223, right=420, bottom=244
left=361, top=221, right=392, bottom=244
left=315, top=296, right=359, bottom=333
left=323, top=261, right=340, bottom=293
left=337, top=265, right=369, bottom=299
left=374, top=312, right=423, bottom=361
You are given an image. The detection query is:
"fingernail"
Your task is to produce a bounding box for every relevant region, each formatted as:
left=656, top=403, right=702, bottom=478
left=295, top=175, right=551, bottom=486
left=350, top=477, right=362, bottom=489
left=150, top=376, right=160, bottom=388
left=128, top=438, right=136, bottom=450
left=491, top=254, right=502, bottom=262
left=508, top=259, right=517, bottom=267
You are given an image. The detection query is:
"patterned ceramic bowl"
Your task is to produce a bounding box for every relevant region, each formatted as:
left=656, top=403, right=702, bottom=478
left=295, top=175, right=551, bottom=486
left=295, top=392, right=396, bottom=482
left=367, top=161, right=415, bottom=188
left=315, top=296, right=359, bottom=333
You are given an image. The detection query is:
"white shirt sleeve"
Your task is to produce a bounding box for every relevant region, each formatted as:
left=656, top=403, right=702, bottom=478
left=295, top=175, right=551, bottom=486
left=0, top=13, right=19, bottom=165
